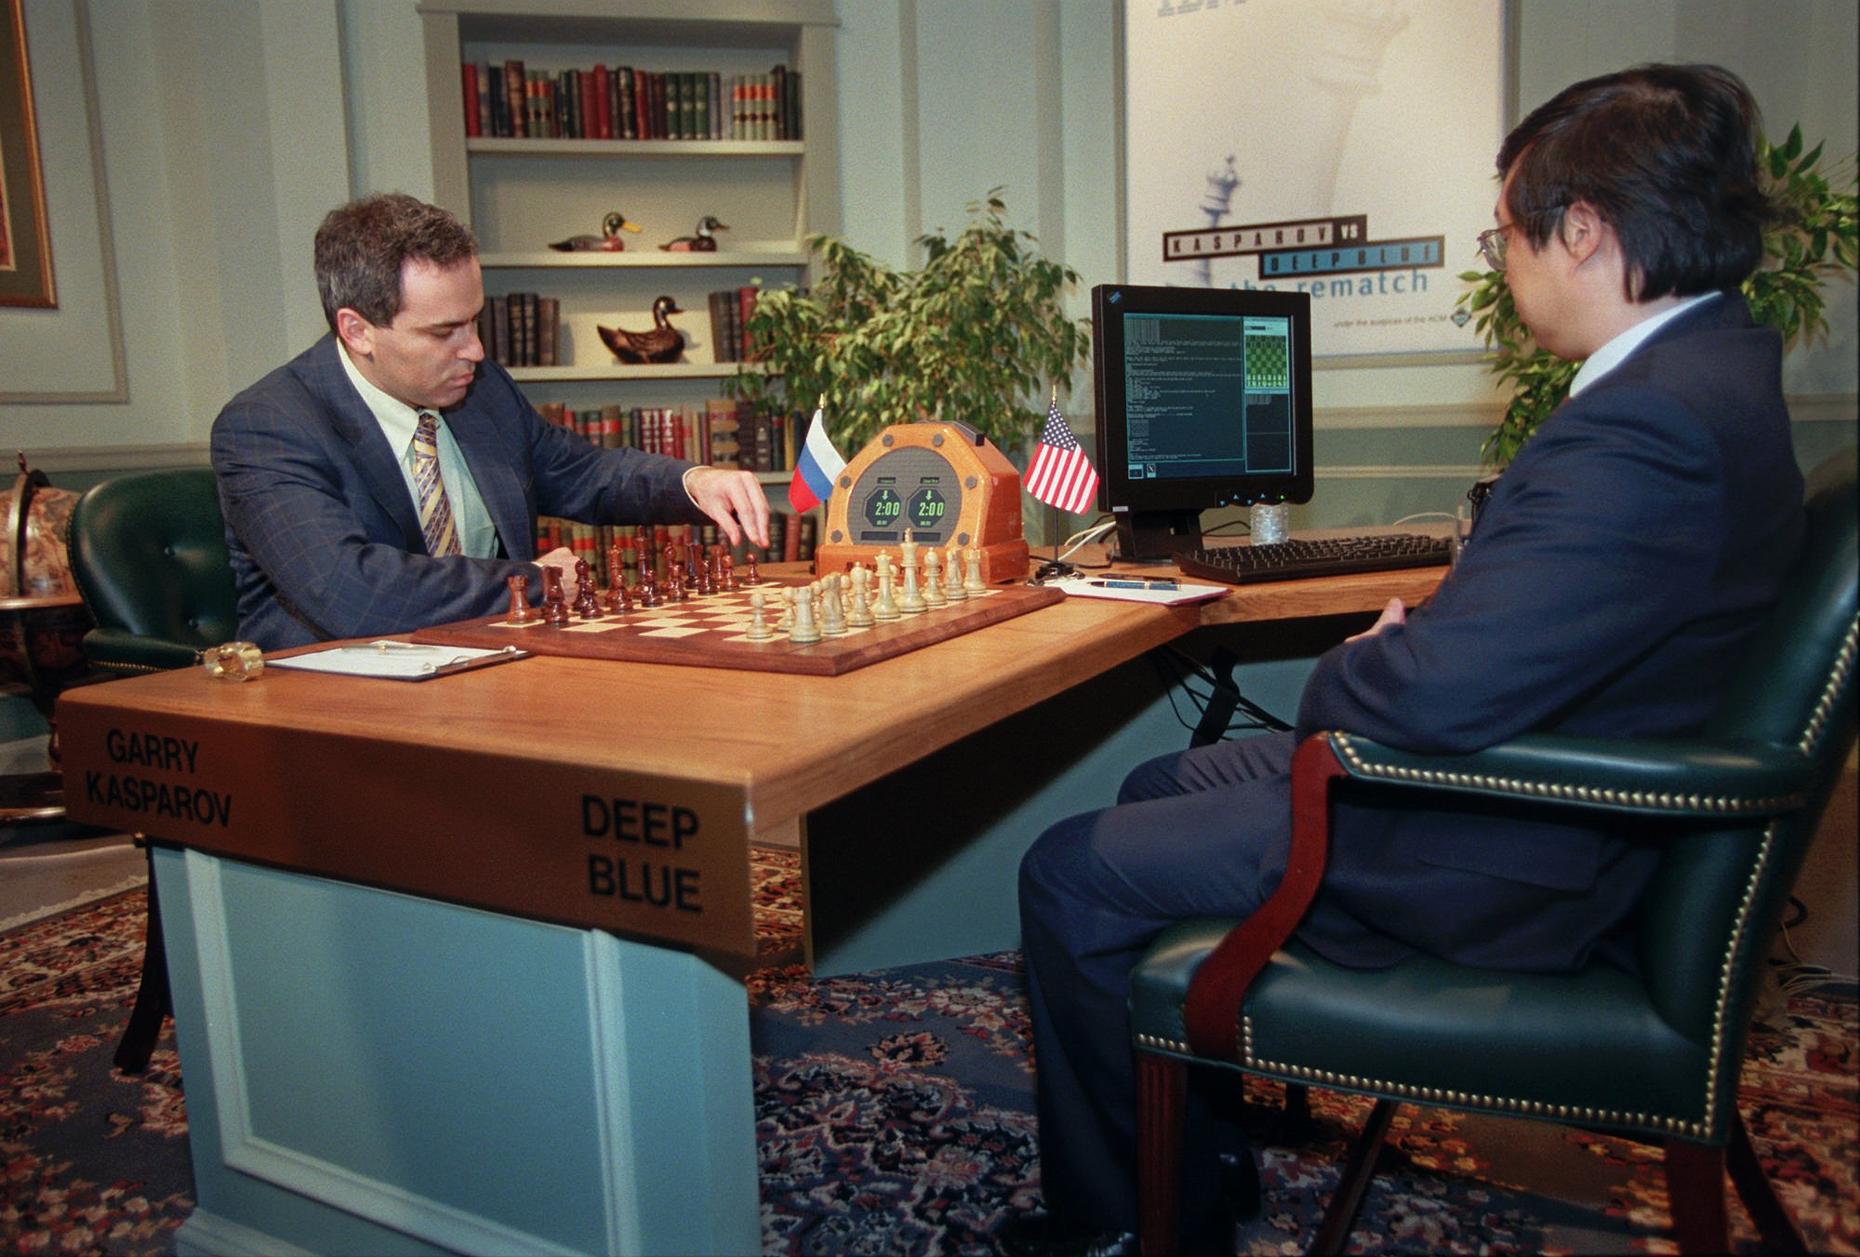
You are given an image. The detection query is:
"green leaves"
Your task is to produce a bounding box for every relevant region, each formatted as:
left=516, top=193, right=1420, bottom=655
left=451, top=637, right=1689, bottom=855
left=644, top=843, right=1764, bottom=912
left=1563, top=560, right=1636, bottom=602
left=725, top=191, right=1091, bottom=452
left=1461, top=125, right=1858, bottom=468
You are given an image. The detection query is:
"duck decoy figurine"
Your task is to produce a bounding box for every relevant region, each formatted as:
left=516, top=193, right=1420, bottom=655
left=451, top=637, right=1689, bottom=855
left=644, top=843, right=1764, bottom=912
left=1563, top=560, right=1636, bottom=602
left=660, top=216, right=730, bottom=252
left=598, top=296, right=687, bottom=364
left=549, top=211, right=643, bottom=252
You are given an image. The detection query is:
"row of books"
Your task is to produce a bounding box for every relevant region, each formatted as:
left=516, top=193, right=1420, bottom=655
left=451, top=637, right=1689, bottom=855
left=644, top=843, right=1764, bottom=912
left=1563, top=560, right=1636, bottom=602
left=706, top=287, right=762, bottom=364
left=535, top=514, right=818, bottom=580
left=461, top=62, right=802, bottom=143
left=480, top=293, right=561, bottom=368
left=535, top=399, right=800, bottom=474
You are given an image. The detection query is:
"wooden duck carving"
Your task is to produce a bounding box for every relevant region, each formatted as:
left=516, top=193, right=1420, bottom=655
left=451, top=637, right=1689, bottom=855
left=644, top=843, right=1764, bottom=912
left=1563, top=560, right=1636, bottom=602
left=549, top=211, right=642, bottom=252
left=598, top=295, right=686, bottom=364
left=660, top=216, right=729, bottom=252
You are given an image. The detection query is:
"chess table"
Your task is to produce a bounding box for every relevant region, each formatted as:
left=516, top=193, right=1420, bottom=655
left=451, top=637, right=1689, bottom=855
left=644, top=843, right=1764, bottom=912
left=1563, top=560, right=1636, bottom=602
left=57, top=560, right=1444, bottom=1256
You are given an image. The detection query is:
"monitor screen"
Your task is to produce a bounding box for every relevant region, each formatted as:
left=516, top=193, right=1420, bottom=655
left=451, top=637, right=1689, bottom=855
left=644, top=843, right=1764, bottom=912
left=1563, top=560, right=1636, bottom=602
left=1091, top=284, right=1314, bottom=560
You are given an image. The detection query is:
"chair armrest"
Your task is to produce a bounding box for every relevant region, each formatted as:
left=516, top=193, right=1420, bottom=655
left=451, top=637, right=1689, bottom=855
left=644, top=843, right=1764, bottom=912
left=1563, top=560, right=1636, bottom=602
left=82, top=627, right=204, bottom=675
left=1328, top=730, right=1811, bottom=819
left=1182, top=734, right=1347, bottom=1060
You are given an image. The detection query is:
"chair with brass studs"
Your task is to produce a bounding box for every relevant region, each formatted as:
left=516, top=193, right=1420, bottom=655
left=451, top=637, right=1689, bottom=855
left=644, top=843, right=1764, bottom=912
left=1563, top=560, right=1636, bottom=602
left=1128, top=451, right=1856, bottom=1255
left=66, top=468, right=237, bottom=1072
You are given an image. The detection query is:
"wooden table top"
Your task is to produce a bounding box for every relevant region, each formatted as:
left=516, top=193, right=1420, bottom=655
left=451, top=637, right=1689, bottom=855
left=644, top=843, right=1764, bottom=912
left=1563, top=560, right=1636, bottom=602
left=54, top=560, right=1445, bottom=952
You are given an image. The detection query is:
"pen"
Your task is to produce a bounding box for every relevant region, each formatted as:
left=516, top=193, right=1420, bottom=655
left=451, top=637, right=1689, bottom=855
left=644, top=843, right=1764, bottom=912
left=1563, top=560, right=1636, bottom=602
left=1088, top=579, right=1179, bottom=590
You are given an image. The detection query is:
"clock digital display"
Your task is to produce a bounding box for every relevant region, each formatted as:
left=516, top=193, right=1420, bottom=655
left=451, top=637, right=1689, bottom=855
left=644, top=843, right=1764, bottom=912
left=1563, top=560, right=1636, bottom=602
left=906, top=485, right=947, bottom=532
left=863, top=482, right=903, bottom=530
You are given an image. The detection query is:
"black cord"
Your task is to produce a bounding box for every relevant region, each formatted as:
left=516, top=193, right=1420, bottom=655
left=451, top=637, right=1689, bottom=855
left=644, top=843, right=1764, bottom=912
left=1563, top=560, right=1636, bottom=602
left=1203, top=518, right=1252, bottom=537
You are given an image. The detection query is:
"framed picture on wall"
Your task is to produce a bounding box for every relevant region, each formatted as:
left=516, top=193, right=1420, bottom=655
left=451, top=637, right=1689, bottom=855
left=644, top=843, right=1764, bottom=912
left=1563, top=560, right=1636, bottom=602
left=1, top=0, right=55, bottom=309
left=1123, top=0, right=1510, bottom=364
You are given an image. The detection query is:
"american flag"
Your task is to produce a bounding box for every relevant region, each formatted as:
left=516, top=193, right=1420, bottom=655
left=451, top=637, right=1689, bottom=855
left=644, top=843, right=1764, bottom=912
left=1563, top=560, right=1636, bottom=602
left=1024, top=396, right=1100, bottom=515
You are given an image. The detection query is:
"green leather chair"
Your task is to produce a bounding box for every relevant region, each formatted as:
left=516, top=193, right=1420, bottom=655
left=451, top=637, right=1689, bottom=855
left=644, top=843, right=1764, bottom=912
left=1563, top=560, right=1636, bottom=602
left=66, top=467, right=237, bottom=1072
left=1128, top=451, right=1857, bottom=1256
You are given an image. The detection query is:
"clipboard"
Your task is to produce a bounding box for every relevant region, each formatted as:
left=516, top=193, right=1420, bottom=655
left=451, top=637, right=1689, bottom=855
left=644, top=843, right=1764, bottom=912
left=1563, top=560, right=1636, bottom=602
left=1049, top=576, right=1229, bottom=607
left=268, top=641, right=530, bottom=681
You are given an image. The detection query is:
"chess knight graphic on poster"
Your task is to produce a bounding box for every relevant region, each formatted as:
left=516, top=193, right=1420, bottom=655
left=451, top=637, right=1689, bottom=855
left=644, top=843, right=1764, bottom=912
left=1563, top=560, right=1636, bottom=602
left=1125, top=0, right=1505, bottom=359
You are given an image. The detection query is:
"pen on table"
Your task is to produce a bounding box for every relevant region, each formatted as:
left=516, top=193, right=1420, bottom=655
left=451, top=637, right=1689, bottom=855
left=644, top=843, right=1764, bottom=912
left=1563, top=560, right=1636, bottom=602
left=1088, top=579, right=1178, bottom=590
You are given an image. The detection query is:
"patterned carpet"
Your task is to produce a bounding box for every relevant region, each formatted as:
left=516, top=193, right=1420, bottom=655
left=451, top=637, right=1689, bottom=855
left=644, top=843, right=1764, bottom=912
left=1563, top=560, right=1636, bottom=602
left=1, top=854, right=1855, bottom=1255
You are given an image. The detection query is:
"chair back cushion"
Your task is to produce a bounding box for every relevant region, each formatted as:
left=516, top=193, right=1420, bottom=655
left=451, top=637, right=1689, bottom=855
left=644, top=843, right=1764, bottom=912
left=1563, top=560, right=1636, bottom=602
left=1634, top=450, right=1857, bottom=1131
left=68, top=468, right=237, bottom=667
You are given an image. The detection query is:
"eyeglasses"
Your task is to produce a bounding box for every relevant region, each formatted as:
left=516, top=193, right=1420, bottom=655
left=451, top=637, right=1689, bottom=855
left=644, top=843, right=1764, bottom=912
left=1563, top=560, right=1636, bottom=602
left=1476, top=223, right=1516, bottom=272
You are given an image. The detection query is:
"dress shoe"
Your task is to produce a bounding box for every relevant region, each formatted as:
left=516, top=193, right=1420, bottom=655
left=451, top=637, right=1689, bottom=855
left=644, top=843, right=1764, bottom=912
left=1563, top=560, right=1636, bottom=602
left=995, top=1211, right=1139, bottom=1257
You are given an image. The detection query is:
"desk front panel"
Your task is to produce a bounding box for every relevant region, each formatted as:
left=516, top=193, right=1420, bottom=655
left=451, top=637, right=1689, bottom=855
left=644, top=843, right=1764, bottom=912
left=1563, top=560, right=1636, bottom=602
left=55, top=575, right=1423, bottom=950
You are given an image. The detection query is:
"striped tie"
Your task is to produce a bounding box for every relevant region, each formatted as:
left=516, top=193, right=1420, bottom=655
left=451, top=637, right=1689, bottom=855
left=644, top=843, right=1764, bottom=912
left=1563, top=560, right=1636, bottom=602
left=411, top=410, right=461, bottom=557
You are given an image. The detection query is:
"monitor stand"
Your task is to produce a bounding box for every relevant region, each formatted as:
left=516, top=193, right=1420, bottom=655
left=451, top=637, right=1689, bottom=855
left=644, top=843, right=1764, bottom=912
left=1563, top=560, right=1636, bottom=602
left=1111, top=511, right=1204, bottom=563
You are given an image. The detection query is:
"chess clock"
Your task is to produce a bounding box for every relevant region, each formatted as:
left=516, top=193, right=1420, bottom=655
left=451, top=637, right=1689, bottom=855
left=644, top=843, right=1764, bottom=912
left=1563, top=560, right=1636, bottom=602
left=814, top=421, right=1030, bottom=584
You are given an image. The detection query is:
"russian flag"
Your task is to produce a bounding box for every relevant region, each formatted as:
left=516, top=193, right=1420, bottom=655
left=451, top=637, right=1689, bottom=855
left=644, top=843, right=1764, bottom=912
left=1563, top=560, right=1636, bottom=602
left=787, top=402, right=847, bottom=513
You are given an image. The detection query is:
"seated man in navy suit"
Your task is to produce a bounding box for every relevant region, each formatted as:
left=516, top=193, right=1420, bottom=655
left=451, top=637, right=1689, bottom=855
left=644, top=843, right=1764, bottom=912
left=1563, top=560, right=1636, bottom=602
left=1011, top=64, right=1805, bottom=1256
left=212, top=193, right=771, bottom=650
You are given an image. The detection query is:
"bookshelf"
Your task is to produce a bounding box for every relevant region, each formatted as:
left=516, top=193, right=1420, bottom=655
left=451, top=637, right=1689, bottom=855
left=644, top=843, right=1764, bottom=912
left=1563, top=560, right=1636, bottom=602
left=418, top=0, right=838, bottom=558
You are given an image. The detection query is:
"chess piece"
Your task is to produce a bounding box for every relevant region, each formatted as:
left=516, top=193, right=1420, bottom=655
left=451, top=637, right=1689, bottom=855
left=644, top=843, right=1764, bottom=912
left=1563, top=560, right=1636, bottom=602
left=964, top=547, right=987, bottom=594
left=847, top=566, right=875, bottom=628
left=776, top=588, right=795, bottom=633
left=574, top=559, right=600, bottom=619
left=820, top=576, right=847, bottom=636
left=602, top=543, right=627, bottom=612
left=721, top=553, right=737, bottom=592
left=899, top=552, right=927, bottom=614
left=873, top=556, right=901, bottom=621
left=542, top=566, right=570, bottom=626
left=899, top=528, right=919, bottom=576
left=789, top=587, right=822, bottom=643
left=745, top=590, right=773, bottom=640
left=944, top=544, right=967, bottom=601
left=744, top=553, right=761, bottom=585
left=922, top=549, right=946, bottom=607
left=506, top=574, right=532, bottom=623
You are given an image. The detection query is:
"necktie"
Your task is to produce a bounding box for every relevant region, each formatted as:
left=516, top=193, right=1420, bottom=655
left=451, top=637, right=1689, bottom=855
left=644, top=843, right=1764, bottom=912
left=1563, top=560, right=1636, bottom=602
left=411, top=410, right=462, bottom=557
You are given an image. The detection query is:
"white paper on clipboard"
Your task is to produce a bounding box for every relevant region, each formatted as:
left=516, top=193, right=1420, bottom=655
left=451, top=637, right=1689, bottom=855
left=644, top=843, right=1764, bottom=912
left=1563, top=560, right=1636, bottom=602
left=268, top=642, right=528, bottom=680
left=1048, top=577, right=1229, bottom=607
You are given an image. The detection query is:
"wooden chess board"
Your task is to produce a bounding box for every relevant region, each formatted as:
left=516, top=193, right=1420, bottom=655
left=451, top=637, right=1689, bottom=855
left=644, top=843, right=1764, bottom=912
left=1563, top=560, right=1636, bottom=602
left=410, top=578, right=1066, bottom=675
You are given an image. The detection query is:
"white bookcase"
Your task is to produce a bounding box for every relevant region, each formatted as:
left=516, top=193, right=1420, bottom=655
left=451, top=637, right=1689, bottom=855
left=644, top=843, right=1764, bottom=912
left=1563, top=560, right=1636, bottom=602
left=418, top=0, right=838, bottom=487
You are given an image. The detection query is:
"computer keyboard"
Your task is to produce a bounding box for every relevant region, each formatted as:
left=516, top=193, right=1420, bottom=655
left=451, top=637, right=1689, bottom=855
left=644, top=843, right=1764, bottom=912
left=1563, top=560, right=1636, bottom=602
left=1173, top=533, right=1452, bottom=585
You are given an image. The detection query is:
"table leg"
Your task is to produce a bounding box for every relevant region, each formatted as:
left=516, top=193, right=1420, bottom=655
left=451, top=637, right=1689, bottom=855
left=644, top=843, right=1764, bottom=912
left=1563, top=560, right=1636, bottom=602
left=155, top=846, right=759, bottom=1257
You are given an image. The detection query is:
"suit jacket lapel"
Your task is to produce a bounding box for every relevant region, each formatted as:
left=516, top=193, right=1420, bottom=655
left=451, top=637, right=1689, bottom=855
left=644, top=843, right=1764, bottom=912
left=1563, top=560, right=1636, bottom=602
left=446, top=388, right=534, bottom=561
left=298, top=336, right=426, bottom=552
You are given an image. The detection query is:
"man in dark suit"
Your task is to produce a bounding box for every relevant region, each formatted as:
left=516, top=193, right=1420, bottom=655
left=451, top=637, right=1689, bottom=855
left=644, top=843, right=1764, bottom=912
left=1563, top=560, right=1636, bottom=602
left=1011, top=64, right=1804, bottom=1256
left=212, top=193, right=771, bottom=650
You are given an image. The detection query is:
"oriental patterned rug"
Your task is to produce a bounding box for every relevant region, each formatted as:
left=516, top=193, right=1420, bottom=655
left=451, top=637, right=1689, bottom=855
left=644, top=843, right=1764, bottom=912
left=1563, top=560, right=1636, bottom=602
left=1, top=854, right=1854, bottom=1255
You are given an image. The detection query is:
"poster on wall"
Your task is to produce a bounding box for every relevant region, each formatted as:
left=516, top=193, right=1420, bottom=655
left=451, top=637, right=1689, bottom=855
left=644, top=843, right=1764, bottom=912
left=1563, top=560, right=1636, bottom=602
left=1124, top=0, right=1506, bottom=361
left=1, top=0, right=55, bottom=309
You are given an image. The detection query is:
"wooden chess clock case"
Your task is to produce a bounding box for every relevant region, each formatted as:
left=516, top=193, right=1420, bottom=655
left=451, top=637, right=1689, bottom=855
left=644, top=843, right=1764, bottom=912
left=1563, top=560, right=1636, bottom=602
left=814, top=420, right=1029, bottom=585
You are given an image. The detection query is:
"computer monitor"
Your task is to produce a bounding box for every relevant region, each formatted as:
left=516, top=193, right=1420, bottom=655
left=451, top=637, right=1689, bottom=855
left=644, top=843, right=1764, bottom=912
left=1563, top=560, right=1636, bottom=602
left=1091, top=284, right=1314, bottom=561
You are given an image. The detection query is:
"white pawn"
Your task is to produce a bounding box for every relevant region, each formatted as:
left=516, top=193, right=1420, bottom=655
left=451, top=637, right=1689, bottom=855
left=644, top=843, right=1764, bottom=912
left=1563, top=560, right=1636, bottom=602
left=963, top=547, right=987, bottom=594
left=943, top=543, right=967, bottom=601
left=922, top=548, right=947, bottom=607
left=777, top=587, right=796, bottom=633
left=746, top=589, right=773, bottom=640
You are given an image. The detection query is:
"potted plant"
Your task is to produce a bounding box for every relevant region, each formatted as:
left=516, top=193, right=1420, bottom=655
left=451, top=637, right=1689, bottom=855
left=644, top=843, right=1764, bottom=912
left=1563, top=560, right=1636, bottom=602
left=726, top=190, right=1092, bottom=455
left=1457, top=125, right=1858, bottom=467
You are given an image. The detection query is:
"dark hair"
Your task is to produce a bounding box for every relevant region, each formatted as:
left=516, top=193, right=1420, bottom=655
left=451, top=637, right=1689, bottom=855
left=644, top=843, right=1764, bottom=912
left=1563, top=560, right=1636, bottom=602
left=314, top=194, right=478, bottom=334
left=1497, top=63, right=1770, bottom=300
